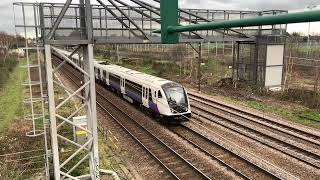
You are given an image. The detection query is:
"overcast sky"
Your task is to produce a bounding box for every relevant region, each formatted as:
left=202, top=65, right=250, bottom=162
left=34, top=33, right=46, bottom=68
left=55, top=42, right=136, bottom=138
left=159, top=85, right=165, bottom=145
left=1, top=0, right=320, bottom=35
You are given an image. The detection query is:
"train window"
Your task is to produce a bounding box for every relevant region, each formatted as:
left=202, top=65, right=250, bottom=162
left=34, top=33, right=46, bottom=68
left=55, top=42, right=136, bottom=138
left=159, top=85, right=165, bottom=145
left=126, top=80, right=142, bottom=95
left=109, top=73, right=120, bottom=85
left=158, top=90, right=162, bottom=98
left=149, top=89, right=152, bottom=101
left=103, top=70, right=106, bottom=79
left=142, top=87, right=145, bottom=98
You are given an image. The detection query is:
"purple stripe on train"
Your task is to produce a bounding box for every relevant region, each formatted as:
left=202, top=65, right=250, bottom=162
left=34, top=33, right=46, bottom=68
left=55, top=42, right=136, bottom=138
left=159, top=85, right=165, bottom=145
left=110, top=81, right=121, bottom=91
left=126, top=91, right=142, bottom=103
left=149, top=102, right=159, bottom=113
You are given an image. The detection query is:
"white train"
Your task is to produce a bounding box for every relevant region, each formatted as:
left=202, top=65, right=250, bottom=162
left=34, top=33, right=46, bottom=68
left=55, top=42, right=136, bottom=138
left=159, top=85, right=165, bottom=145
left=54, top=48, right=191, bottom=121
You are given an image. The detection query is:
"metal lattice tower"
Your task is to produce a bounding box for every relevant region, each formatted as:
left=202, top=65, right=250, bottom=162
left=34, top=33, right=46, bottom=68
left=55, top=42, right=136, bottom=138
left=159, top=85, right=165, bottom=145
left=44, top=0, right=100, bottom=179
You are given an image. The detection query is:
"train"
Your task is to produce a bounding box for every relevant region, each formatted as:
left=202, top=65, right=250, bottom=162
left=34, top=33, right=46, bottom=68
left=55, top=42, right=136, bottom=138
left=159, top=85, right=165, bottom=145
left=53, top=48, right=191, bottom=121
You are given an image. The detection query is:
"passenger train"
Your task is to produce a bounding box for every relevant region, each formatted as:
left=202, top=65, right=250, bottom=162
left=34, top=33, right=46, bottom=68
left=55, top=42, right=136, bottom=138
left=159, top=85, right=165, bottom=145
left=53, top=48, right=191, bottom=121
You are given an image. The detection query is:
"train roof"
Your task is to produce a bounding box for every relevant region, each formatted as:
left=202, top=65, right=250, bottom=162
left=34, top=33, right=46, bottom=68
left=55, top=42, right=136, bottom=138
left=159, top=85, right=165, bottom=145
left=55, top=48, right=179, bottom=88
left=95, top=62, right=173, bottom=87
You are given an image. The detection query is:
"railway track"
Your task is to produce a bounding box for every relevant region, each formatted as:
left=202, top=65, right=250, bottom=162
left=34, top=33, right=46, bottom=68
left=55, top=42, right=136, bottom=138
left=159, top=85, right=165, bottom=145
left=60, top=63, right=288, bottom=179
left=188, top=92, right=320, bottom=145
left=188, top=92, right=320, bottom=168
left=96, top=91, right=210, bottom=180
left=52, top=56, right=313, bottom=179
left=169, top=123, right=283, bottom=180
left=53, top=58, right=212, bottom=179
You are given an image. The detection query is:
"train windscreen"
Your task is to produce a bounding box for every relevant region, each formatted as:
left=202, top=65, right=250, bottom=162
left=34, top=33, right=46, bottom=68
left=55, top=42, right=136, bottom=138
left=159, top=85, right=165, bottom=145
left=162, top=83, right=188, bottom=113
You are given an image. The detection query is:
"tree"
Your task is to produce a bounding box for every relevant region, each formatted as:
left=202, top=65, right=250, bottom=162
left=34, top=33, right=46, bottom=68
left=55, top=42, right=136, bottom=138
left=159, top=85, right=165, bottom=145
left=284, top=32, right=302, bottom=90
left=0, top=32, right=15, bottom=63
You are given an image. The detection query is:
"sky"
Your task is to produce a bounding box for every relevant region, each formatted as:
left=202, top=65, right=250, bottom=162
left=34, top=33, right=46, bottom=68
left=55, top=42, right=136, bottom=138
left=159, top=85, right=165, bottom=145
left=1, top=0, right=320, bottom=35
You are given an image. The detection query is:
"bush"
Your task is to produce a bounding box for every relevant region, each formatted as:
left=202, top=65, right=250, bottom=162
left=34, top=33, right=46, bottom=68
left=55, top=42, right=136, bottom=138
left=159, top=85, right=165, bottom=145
left=0, top=57, right=18, bottom=89
left=279, top=88, right=320, bottom=109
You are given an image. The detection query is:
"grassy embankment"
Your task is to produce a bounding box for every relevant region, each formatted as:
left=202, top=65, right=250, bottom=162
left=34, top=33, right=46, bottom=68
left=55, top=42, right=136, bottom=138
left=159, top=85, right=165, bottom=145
left=243, top=100, right=320, bottom=129
left=202, top=90, right=320, bottom=130
left=0, top=58, right=26, bottom=132
left=0, top=57, right=37, bottom=179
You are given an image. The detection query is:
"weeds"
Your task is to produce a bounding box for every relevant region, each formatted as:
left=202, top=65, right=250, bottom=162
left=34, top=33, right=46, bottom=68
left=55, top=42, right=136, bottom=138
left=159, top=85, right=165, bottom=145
left=0, top=58, right=26, bottom=132
left=0, top=161, right=25, bottom=180
left=0, top=57, right=18, bottom=90
left=279, top=88, right=320, bottom=109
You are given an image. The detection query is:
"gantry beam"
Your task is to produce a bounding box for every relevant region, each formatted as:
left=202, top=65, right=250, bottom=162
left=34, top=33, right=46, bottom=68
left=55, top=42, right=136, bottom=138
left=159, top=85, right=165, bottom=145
left=166, top=10, right=320, bottom=33
left=16, top=1, right=286, bottom=44
left=106, top=0, right=150, bottom=40
left=96, top=0, right=142, bottom=38
left=152, top=0, right=248, bottom=38
left=156, top=0, right=320, bottom=43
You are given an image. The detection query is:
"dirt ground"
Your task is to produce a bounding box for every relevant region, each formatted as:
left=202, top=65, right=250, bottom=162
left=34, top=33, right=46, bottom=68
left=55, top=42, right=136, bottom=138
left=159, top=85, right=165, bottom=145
left=0, top=120, right=45, bottom=179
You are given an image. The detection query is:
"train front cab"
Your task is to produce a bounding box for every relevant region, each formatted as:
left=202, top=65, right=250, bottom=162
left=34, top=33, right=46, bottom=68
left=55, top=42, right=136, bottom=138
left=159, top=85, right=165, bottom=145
left=158, top=83, right=191, bottom=122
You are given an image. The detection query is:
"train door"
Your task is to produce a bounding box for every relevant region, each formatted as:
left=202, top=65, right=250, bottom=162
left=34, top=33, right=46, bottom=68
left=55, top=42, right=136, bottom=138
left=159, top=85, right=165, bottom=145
left=102, top=70, right=106, bottom=84
left=105, top=71, right=109, bottom=85
left=148, top=88, right=158, bottom=113
left=79, top=60, right=83, bottom=68
left=76, top=58, right=80, bottom=67
left=142, top=86, right=149, bottom=108
left=120, top=78, right=125, bottom=94
left=156, top=89, right=166, bottom=114
left=95, top=68, right=100, bottom=80
left=99, top=69, right=103, bottom=81
left=149, top=88, right=153, bottom=103
left=154, top=90, right=157, bottom=103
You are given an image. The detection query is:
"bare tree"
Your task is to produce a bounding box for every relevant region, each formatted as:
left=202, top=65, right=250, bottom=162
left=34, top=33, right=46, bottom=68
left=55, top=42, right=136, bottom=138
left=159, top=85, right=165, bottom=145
left=0, top=32, right=15, bottom=63
left=169, top=45, right=186, bottom=76
left=284, top=32, right=302, bottom=90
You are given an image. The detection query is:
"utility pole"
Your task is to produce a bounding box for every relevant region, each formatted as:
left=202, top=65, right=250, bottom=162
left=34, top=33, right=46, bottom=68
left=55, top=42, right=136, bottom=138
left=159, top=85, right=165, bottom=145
left=307, top=5, right=317, bottom=57
left=198, top=43, right=202, bottom=92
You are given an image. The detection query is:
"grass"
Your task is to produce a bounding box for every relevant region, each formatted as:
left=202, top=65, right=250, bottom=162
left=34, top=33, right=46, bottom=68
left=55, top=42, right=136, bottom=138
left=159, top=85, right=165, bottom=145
left=0, top=56, right=47, bottom=179
left=203, top=59, right=232, bottom=84
left=249, top=101, right=320, bottom=129
left=0, top=56, right=46, bottom=178
left=114, top=59, right=168, bottom=76
left=229, top=98, right=320, bottom=129
left=141, top=63, right=157, bottom=75
left=0, top=157, right=25, bottom=179
left=0, top=59, right=26, bottom=133
left=98, top=131, right=131, bottom=179
left=0, top=58, right=19, bottom=89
